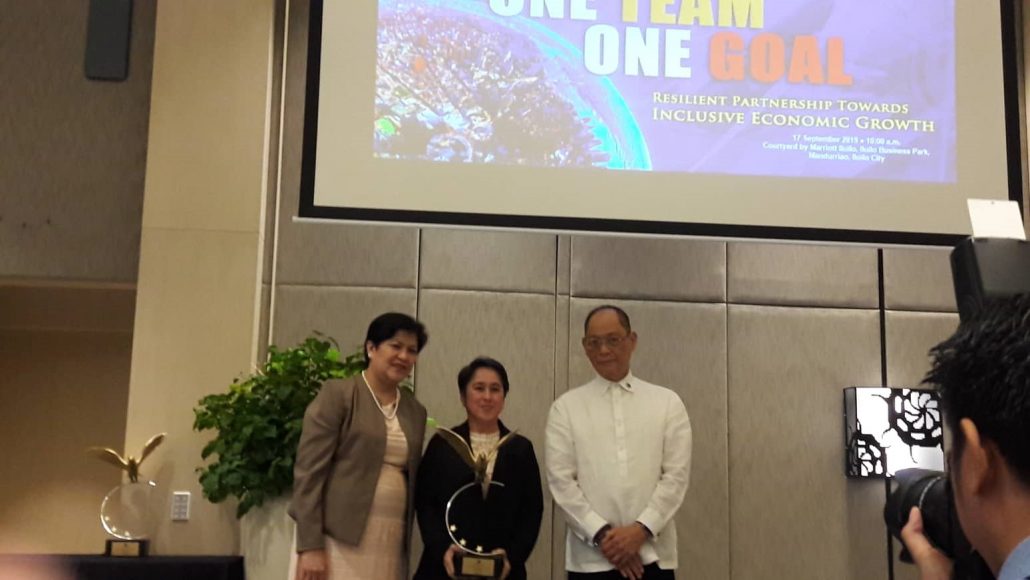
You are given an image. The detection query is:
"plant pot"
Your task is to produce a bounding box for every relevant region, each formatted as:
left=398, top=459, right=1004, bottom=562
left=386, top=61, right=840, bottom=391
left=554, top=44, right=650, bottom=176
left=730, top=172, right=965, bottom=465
left=240, top=496, right=293, bottom=580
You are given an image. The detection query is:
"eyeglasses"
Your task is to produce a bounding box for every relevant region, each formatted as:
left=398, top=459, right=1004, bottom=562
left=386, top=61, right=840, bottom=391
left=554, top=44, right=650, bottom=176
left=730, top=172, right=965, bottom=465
left=582, top=334, right=630, bottom=351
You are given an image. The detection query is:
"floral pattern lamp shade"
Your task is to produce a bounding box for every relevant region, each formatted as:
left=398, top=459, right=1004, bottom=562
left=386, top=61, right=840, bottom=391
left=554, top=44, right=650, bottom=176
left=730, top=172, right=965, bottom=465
left=843, top=387, right=944, bottom=478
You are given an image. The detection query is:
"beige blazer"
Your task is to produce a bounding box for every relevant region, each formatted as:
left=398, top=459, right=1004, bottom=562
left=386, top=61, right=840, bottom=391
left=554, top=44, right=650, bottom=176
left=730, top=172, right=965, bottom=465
left=289, top=375, right=427, bottom=553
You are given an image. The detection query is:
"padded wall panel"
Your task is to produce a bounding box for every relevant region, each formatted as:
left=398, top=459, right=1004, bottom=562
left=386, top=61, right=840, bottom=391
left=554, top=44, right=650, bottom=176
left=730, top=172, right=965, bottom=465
left=885, top=311, right=959, bottom=388
left=557, top=235, right=571, bottom=295
left=728, top=243, right=878, bottom=308
left=570, top=237, right=725, bottom=302
left=728, top=305, right=882, bottom=580
left=555, top=295, right=570, bottom=398
left=882, top=248, right=957, bottom=312
left=274, top=222, right=419, bottom=287
left=551, top=294, right=571, bottom=580
left=846, top=479, right=894, bottom=579
left=884, top=310, right=958, bottom=578
left=420, top=229, right=556, bottom=293
left=272, top=285, right=416, bottom=352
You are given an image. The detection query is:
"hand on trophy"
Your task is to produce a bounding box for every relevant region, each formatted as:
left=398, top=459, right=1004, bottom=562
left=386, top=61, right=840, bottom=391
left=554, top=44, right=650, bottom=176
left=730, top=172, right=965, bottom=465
left=488, top=548, right=511, bottom=580
left=443, top=544, right=462, bottom=578
left=296, top=548, right=329, bottom=580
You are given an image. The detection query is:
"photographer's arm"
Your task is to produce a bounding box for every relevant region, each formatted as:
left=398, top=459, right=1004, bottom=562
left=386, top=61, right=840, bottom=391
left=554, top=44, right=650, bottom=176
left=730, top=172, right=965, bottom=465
left=901, top=507, right=954, bottom=580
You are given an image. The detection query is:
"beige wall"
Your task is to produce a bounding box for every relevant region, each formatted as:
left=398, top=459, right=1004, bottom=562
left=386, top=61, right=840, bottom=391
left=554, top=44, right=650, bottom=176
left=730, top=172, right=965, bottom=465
left=119, top=0, right=278, bottom=555
left=0, top=286, right=135, bottom=553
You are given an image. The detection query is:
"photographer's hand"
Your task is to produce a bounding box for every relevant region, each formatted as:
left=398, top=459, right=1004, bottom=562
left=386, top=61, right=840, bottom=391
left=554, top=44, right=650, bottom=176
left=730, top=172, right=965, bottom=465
left=901, top=507, right=954, bottom=580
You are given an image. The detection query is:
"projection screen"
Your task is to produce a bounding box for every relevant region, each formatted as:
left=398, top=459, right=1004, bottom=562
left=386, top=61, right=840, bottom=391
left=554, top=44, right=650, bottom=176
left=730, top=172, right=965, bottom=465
left=298, top=0, right=1024, bottom=244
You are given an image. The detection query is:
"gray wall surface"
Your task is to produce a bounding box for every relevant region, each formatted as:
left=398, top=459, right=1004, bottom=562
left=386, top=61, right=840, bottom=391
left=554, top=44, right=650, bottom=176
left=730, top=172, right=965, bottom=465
left=268, top=223, right=957, bottom=580
left=0, top=0, right=155, bottom=283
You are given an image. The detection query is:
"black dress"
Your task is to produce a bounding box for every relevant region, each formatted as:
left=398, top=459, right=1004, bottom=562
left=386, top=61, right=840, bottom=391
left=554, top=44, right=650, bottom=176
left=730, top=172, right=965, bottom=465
left=413, top=421, right=544, bottom=580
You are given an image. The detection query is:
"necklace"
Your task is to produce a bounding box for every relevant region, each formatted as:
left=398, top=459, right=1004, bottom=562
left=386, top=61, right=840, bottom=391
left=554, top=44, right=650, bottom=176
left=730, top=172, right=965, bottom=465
left=362, top=371, right=399, bottom=420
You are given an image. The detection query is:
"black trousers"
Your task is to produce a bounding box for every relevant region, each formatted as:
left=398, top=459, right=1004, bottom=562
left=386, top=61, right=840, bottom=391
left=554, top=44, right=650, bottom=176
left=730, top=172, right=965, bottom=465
left=568, top=563, right=675, bottom=580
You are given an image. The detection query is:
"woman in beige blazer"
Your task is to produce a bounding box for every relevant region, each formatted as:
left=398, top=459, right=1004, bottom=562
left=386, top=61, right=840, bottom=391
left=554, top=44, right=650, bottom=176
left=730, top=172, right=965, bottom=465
left=289, top=312, right=429, bottom=580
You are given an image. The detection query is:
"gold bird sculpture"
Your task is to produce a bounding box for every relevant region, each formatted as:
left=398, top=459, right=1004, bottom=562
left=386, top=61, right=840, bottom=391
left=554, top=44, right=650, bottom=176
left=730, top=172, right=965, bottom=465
left=87, top=433, right=167, bottom=483
left=435, top=427, right=517, bottom=486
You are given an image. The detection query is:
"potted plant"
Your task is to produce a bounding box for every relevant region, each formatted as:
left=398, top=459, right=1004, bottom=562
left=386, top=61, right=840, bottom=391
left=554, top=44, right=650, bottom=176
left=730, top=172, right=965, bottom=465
left=193, top=335, right=365, bottom=518
left=193, top=334, right=427, bottom=580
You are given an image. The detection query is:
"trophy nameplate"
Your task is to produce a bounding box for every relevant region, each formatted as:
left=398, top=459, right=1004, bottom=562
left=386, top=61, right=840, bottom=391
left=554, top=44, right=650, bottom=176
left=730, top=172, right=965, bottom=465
left=455, top=552, right=504, bottom=578
left=105, top=539, right=149, bottom=557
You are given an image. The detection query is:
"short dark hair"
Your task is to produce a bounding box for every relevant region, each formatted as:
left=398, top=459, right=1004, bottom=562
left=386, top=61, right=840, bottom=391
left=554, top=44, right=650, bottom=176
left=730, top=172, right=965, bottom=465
left=584, top=305, right=632, bottom=334
left=364, top=312, right=428, bottom=367
left=457, top=357, right=510, bottom=397
left=923, top=293, right=1030, bottom=487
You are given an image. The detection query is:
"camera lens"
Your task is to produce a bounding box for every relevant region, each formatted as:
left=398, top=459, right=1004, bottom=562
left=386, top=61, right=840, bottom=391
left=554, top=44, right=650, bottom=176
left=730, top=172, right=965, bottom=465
left=884, top=469, right=954, bottom=556
left=885, top=469, right=993, bottom=579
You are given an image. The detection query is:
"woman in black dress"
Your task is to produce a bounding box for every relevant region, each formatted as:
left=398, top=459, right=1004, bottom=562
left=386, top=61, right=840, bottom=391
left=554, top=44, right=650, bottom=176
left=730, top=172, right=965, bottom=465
left=414, top=357, right=544, bottom=580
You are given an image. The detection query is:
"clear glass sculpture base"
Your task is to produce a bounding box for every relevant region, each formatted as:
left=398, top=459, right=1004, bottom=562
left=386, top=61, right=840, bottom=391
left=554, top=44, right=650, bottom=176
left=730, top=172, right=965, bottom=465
left=100, top=480, right=157, bottom=540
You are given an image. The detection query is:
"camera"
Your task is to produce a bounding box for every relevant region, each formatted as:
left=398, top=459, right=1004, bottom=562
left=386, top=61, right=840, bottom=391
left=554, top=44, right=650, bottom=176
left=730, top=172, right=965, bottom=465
left=884, top=468, right=992, bottom=579
left=884, top=469, right=962, bottom=560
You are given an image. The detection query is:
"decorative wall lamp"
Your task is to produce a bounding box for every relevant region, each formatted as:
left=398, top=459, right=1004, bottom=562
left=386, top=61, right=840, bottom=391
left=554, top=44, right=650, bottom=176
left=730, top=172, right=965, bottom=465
left=843, top=387, right=944, bottom=478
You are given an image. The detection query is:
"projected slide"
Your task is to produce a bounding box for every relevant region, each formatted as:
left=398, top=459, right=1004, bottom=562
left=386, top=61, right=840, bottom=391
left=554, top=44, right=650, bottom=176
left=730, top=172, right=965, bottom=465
left=373, top=0, right=954, bottom=183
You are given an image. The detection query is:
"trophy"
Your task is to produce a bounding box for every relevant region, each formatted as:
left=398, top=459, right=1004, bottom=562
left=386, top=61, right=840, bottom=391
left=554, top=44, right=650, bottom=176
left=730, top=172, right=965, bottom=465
left=87, top=433, right=166, bottom=557
left=436, top=428, right=518, bottom=579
